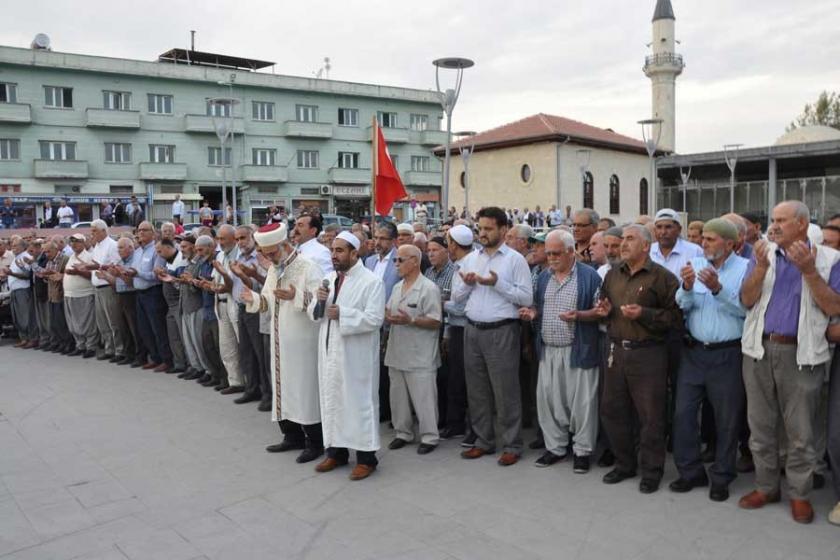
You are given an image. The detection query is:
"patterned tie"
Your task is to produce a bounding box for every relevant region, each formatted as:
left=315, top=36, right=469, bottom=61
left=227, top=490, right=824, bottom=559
left=325, top=272, right=345, bottom=349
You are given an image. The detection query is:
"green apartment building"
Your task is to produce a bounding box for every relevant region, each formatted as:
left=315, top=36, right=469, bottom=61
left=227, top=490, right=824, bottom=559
left=0, top=43, right=446, bottom=226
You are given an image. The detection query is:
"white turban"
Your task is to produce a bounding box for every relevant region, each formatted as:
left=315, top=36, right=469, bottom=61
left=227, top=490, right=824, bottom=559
left=336, top=230, right=360, bottom=250
left=254, top=222, right=287, bottom=247
left=449, top=224, right=474, bottom=247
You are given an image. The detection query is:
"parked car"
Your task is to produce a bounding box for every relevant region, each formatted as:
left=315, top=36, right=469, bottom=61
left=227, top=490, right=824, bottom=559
left=71, top=221, right=92, bottom=229
left=320, top=214, right=354, bottom=230
left=182, top=223, right=203, bottom=233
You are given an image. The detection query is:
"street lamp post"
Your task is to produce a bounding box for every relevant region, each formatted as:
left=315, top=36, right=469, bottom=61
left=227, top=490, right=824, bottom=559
left=433, top=57, right=474, bottom=223
left=639, top=118, right=663, bottom=215
left=724, top=143, right=743, bottom=213
left=679, top=165, right=692, bottom=214
left=210, top=92, right=239, bottom=225
left=455, top=130, right=476, bottom=220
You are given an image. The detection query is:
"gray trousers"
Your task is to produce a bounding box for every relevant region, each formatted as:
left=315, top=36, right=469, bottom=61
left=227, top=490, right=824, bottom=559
left=537, top=345, right=599, bottom=457
left=165, top=301, right=187, bottom=370
left=389, top=367, right=439, bottom=445
left=464, top=322, right=523, bottom=454
left=829, top=347, right=840, bottom=499
left=181, top=310, right=208, bottom=372
left=743, top=340, right=824, bottom=500
left=94, top=286, right=123, bottom=356
left=65, top=295, right=99, bottom=351
left=35, top=296, right=51, bottom=346
left=10, top=288, right=35, bottom=341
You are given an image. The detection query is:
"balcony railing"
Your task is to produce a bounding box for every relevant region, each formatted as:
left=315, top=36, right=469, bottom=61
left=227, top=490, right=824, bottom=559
left=34, top=159, right=89, bottom=179
left=185, top=114, right=245, bottom=134
left=329, top=167, right=371, bottom=185
left=369, top=126, right=410, bottom=144
left=0, top=103, right=32, bottom=124
left=240, top=164, right=289, bottom=183
left=139, top=162, right=188, bottom=181
left=404, top=170, right=441, bottom=186
left=643, top=53, right=685, bottom=72
left=282, top=121, right=333, bottom=138
left=419, top=129, right=448, bottom=146
left=85, top=108, right=141, bottom=128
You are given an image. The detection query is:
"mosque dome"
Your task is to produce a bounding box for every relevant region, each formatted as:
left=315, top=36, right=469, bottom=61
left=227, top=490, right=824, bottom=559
left=774, top=125, right=840, bottom=146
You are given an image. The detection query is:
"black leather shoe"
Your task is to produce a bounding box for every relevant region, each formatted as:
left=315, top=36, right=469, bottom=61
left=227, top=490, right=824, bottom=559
left=97, top=353, right=114, bottom=361
left=439, top=427, right=465, bottom=440
left=534, top=451, right=566, bottom=468
left=196, top=374, right=212, bottom=384
left=417, top=443, right=437, bottom=455
left=460, top=432, right=477, bottom=448
left=388, top=438, right=408, bottom=450
left=201, top=378, right=219, bottom=387
left=184, top=370, right=203, bottom=380
left=116, top=356, right=132, bottom=366
left=234, top=392, right=261, bottom=405
left=83, top=349, right=96, bottom=359
left=214, top=383, right=229, bottom=392
left=266, top=440, right=305, bottom=453
left=166, top=366, right=184, bottom=374
left=597, top=449, right=615, bottom=468
left=130, top=360, right=144, bottom=368
left=296, top=447, right=325, bottom=464
left=177, top=368, right=193, bottom=379
left=709, top=484, right=729, bottom=502
left=669, top=475, right=709, bottom=493
left=69, top=348, right=83, bottom=357
left=603, top=469, right=637, bottom=485
left=108, top=355, right=122, bottom=363
left=639, top=478, right=661, bottom=494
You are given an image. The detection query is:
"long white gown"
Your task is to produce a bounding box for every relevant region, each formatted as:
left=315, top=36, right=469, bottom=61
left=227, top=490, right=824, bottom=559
left=308, top=259, right=385, bottom=451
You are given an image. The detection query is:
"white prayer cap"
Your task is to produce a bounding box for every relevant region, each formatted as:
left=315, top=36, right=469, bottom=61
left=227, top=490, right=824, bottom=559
left=414, top=232, right=427, bottom=243
left=336, top=230, right=360, bottom=250
left=397, top=223, right=414, bottom=234
left=253, top=222, right=287, bottom=247
left=449, top=224, right=474, bottom=247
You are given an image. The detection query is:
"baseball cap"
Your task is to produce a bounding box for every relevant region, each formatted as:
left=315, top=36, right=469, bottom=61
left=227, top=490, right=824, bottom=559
left=654, top=208, right=680, bottom=224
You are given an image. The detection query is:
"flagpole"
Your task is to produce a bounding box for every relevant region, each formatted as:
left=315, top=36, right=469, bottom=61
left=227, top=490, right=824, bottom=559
left=370, top=115, right=378, bottom=226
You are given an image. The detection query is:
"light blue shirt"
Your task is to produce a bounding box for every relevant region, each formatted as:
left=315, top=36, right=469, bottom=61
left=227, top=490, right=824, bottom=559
left=452, top=243, right=533, bottom=322
left=651, top=237, right=704, bottom=278
left=131, top=241, right=163, bottom=290
left=675, top=252, right=749, bottom=343
left=114, top=254, right=135, bottom=293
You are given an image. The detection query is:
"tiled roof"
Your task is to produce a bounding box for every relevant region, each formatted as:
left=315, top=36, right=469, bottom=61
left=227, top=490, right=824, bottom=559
left=443, top=113, right=647, bottom=154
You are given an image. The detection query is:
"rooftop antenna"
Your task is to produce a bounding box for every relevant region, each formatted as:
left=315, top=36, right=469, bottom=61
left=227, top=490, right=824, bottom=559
left=313, top=57, right=331, bottom=79
left=190, top=30, right=196, bottom=51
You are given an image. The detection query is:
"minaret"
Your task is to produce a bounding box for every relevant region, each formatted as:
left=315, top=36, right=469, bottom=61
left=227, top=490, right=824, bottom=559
left=643, top=0, right=684, bottom=153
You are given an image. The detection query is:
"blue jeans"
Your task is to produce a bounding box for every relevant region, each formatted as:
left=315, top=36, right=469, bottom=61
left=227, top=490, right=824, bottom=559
left=673, top=343, right=744, bottom=486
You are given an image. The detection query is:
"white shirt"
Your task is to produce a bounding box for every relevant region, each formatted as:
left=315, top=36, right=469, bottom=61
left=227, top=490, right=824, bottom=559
left=171, top=200, right=185, bottom=217
left=63, top=250, right=95, bottom=298
left=44, top=207, right=53, bottom=221
left=57, top=206, right=74, bottom=225
left=373, top=248, right=395, bottom=280
left=8, top=252, right=31, bottom=291
left=597, top=263, right=611, bottom=280
left=651, top=237, right=704, bottom=278
left=89, top=236, right=121, bottom=287
left=298, top=238, right=333, bottom=275
left=452, top=243, right=533, bottom=322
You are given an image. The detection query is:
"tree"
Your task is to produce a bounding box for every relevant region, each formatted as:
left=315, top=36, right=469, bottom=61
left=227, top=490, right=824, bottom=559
left=787, top=91, right=840, bottom=131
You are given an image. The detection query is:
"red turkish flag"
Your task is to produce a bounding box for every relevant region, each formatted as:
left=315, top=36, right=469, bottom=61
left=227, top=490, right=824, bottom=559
left=374, top=125, right=407, bottom=216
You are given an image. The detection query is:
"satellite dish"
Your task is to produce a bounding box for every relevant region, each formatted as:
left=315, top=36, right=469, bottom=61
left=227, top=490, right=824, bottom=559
left=31, top=33, right=51, bottom=50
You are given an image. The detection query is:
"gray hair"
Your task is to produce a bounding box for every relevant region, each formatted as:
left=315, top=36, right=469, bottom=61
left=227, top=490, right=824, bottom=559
left=777, top=200, right=810, bottom=222
left=324, top=223, right=341, bottom=233
left=545, top=229, right=575, bottom=251
left=722, top=214, right=747, bottom=237
left=399, top=244, right=422, bottom=260
left=510, top=224, right=533, bottom=240
left=217, top=224, right=235, bottom=236
left=624, top=224, right=652, bottom=243
left=90, top=219, right=108, bottom=231
left=575, top=208, right=600, bottom=225
left=117, top=237, right=134, bottom=250
left=196, top=235, right=215, bottom=248
left=161, top=221, right=175, bottom=232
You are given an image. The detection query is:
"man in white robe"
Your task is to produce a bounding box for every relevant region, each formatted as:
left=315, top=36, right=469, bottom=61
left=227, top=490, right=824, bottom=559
left=309, top=231, right=385, bottom=481
left=241, top=222, right=326, bottom=464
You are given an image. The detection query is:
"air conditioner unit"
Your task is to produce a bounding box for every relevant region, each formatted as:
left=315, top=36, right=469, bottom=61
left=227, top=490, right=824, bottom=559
left=320, top=185, right=332, bottom=196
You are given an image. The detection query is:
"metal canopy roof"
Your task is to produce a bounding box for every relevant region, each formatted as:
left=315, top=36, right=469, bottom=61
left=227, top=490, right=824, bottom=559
left=157, top=48, right=275, bottom=71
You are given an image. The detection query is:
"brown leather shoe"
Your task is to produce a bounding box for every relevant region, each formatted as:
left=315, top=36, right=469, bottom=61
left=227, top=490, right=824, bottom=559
left=790, top=499, right=814, bottom=524
left=14, top=340, right=27, bottom=348
left=23, top=340, right=39, bottom=349
left=349, top=464, right=376, bottom=481
left=497, top=452, right=520, bottom=467
left=738, top=490, right=781, bottom=510
left=315, top=457, right=348, bottom=473
left=220, top=385, right=245, bottom=395
left=461, top=447, right=495, bottom=460
left=142, top=362, right=159, bottom=370
left=153, top=363, right=171, bottom=373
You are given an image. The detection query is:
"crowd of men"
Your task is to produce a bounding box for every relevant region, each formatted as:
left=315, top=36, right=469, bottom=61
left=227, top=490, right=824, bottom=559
left=1, top=201, right=840, bottom=526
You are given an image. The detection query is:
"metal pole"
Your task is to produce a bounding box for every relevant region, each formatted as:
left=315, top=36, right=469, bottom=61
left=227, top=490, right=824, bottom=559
left=729, top=170, right=735, bottom=213
left=442, top=111, right=452, bottom=223
left=228, top=85, right=238, bottom=226
left=220, top=135, right=227, bottom=224
left=649, top=155, right=655, bottom=214
left=463, top=150, right=470, bottom=216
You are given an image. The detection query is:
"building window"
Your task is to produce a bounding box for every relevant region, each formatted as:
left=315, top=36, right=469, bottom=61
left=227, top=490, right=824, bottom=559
left=391, top=155, right=399, bottom=170
left=410, top=114, right=428, bottom=131
left=297, top=150, right=319, bottom=169
left=207, top=100, right=232, bottom=117
left=104, top=143, right=131, bottom=163
left=609, top=174, right=620, bottom=214
left=39, top=141, right=76, bottom=160
left=147, top=94, right=173, bottom=114
left=296, top=105, right=318, bottom=122
left=639, top=178, right=649, bottom=215
left=208, top=147, right=231, bottom=166
left=252, top=101, right=274, bottom=121
left=411, top=155, right=430, bottom=172
left=0, top=83, right=17, bottom=103
left=378, top=111, right=398, bottom=128
left=459, top=171, right=466, bottom=188
left=520, top=164, right=532, bottom=183
left=149, top=144, right=175, bottom=163
left=338, top=152, right=359, bottom=169
left=109, top=185, right=133, bottom=195
left=0, top=139, right=20, bottom=160
left=583, top=171, right=594, bottom=209
left=338, top=108, right=358, bottom=127
left=44, top=86, right=73, bottom=108
left=103, top=91, right=131, bottom=111
left=252, top=148, right=276, bottom=166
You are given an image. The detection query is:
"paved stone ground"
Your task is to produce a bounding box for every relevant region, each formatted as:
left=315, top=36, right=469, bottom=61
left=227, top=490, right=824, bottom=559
left=0, top=340, right=838, bottom=560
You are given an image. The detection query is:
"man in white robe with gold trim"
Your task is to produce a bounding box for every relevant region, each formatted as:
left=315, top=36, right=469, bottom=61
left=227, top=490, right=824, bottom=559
left=241, top=222, right=325, bottom=464
left=308, top=231, right=385, bottom=481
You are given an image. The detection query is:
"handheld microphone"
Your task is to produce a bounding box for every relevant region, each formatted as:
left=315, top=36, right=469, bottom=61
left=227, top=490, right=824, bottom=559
left=313, top=278, right=330, bottom=319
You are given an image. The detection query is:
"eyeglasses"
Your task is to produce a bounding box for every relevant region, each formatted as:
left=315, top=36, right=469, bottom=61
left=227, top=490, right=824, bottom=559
left=545, top=251, right=567, bottom=257
left=392, top=256, right=417, bottom=263
left=572, top=223, right=593, bottom=229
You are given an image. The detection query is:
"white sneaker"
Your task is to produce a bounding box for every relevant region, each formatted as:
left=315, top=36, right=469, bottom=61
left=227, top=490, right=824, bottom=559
left=829, top=502, right=840, bottom=526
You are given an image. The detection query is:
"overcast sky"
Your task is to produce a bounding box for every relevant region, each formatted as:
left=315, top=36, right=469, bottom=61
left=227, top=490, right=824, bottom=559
left=4, top=0, right=840, bottom=153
